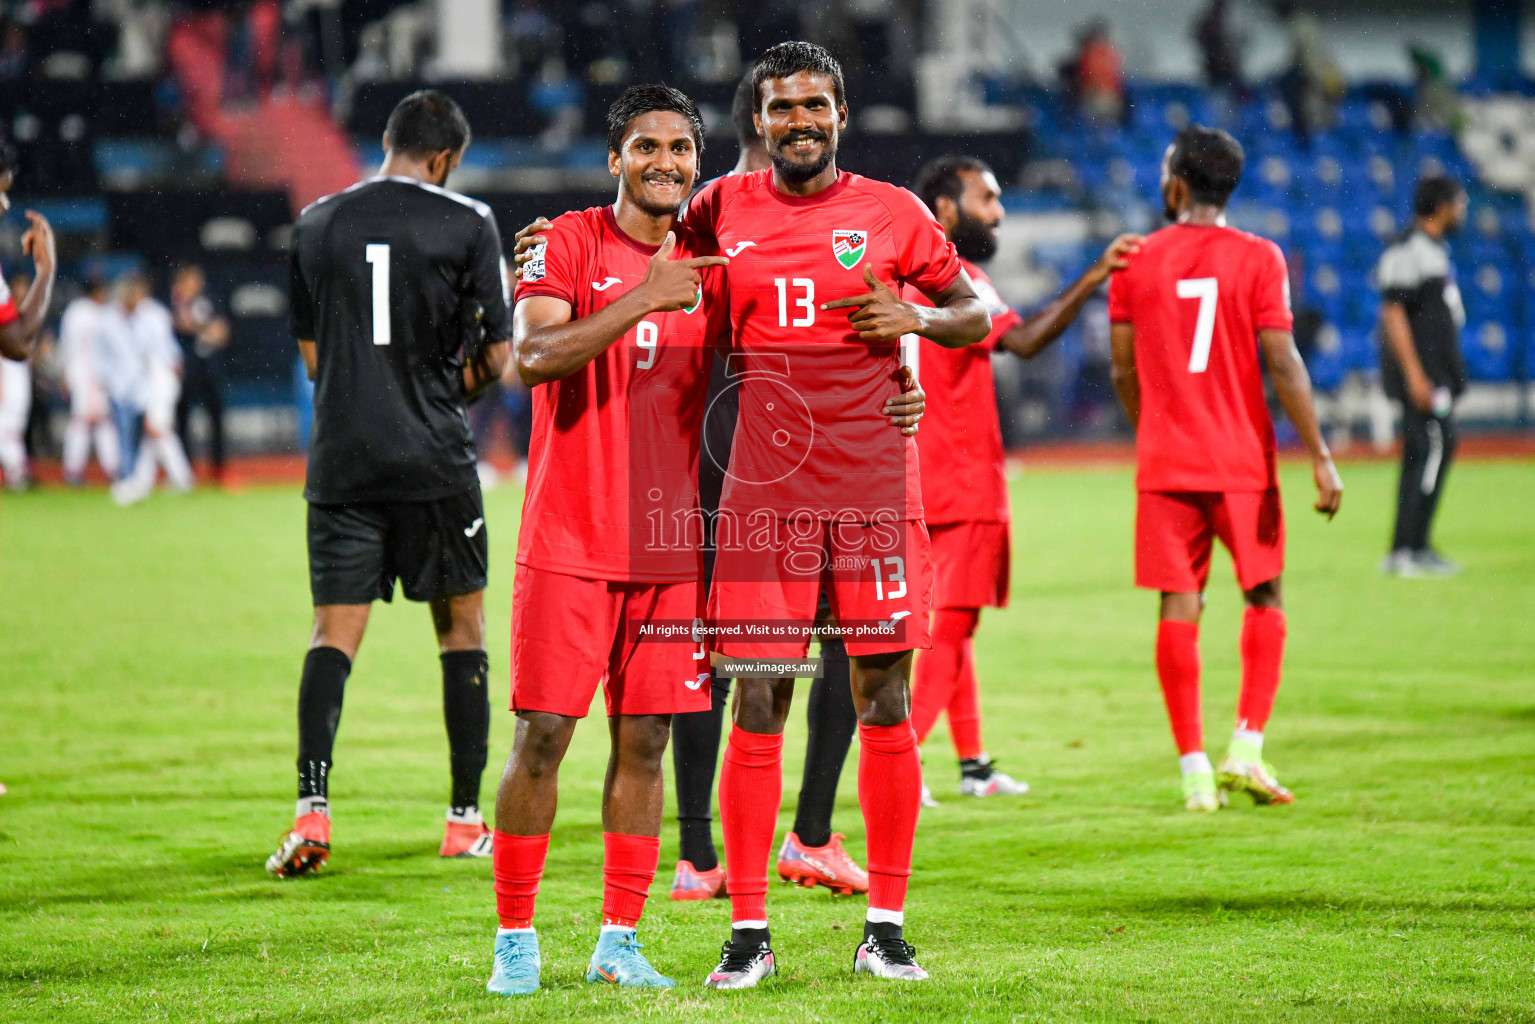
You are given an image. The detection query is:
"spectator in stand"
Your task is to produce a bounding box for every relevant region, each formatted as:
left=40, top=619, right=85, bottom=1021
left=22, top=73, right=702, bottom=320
left=1194, top=0, right=1244, bottom=97
left=1069, top=19, right=1124, bottom=126
left=1410, top=45, right=1466, bottom=134
left=171, top=264, right=231, bottom=484
left=1275, top=0, right=1343, bottom=137
left=0, top=15, right=28, bottom=79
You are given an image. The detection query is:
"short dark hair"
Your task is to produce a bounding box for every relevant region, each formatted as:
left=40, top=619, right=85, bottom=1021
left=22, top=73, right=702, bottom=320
left=731, top=68, right=759, bottom=148
left=385, top=89, right=471, bottom=159
left=1413, top=174, right=1463, bottom=219
left=752, top=41, right=846, bottom=112
left=606, top=83, right=706, bottom=155
left=1167, top=124, right=1245, bottom=206
left=913, top=155, right=992, bottom=216
left=0, top=141, right=17, bottom=179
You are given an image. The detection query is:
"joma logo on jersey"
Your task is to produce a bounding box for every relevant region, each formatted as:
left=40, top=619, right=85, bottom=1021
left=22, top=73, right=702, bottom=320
left=832, top=230, right=867, bottom=270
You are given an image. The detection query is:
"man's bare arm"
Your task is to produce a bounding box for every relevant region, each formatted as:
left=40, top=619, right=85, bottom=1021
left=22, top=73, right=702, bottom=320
left=821, top=266, right=989, bottom=348
left=298, top=339, right=317, bottom=381
left=1259, top=327, right=1343, bottom=518
left=0, top=212, right=57, bottom=361
left=514, top=232, right=728, bottom=386
left=1379, top=301, right=1433, bottom=413
left=1109, top=322, right=1140, bottom=429
left=1001, top=235, right=1141, bottom=359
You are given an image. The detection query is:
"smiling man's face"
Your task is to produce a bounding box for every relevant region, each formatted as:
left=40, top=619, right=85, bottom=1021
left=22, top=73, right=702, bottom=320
left=610, top=110, right=700, bottom=218
left=756, top=71, right=846, bottom=186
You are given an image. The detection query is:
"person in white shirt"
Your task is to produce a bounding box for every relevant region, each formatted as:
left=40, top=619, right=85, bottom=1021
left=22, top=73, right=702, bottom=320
left=111, top=271, right=193, bottom=504
left=58, top=276, right=124, bottom=484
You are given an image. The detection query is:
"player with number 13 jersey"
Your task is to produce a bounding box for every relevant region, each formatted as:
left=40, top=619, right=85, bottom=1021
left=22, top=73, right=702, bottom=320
left=681, top=42, right=991, bottom=992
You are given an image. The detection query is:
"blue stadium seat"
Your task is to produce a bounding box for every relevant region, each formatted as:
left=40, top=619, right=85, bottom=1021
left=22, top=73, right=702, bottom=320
left=1465, top=263, right=1514, bottom=323
left=1305, top=263, right=1346, bottom=321
left=1462, top=320, right=1514, bottom=381
left=1305, top=325, right=1347, bottom=391
left=1338, top=325, right=1379, bottom=371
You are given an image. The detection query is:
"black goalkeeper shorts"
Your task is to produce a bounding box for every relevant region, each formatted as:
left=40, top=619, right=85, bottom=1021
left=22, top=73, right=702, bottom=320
left=307, top=488, right=488, bottom=605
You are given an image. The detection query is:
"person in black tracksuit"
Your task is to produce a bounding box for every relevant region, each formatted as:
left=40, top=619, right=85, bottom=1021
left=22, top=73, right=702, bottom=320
left=171, top=265, right=230, bottom=482
left=1375, top=175, right=1467, bottom=576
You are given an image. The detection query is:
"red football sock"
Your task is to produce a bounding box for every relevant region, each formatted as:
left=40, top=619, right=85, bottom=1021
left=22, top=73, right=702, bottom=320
left=911, top=608, right=980, bottom=746
left=492, top=830, right=549, bottom=929
left=1236, top=607, right=1287, bottom=733
left=946, top=655, right=983, bottom=761
left=1155, top=619, right=1204, bottom=756
left=858, top=720, right=921, bottom=913
left=720, top=725, right=783, bottom=924
left=910, top=645, right=957, bottom=745
left=601, top=832, right=660, bottom=928
left=941, top=609, right=984, bottom=759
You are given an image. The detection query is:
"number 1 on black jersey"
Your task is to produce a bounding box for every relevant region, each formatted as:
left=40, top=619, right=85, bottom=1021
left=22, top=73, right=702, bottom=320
left=366, top=243, right=391, bottom=346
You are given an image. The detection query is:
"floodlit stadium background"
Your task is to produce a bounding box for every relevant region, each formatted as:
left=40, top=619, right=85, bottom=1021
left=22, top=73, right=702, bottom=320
left=5, top=0, right=1534, bottom=474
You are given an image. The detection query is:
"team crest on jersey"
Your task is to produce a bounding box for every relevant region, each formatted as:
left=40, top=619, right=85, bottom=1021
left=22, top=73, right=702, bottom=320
left=832, top=230, right=867, bottom=269
left=522, top=241, right=547, bottom=282
left=682, top=289, right=702, bottom=315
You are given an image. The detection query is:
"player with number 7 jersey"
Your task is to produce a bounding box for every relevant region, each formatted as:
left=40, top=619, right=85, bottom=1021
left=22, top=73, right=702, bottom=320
left=1107, top=125, right=1341, bottom=816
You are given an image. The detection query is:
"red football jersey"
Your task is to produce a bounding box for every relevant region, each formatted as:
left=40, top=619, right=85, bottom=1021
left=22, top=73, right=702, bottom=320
left=514, top=205, right=727, bottom=582
left=685, top=169, right=963, bottom=521
left=906, top=258, right=1022, bottom=525
left=1107, top=223, right=1292, bottom=492
left=0, top=263, right=17, bottom=327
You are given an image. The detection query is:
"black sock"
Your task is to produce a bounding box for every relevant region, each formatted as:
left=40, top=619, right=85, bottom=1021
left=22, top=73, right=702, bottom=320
left=441, top=650, right=490, bottom=812
left=297, top=646, right=352, bottom=800
left=792, top=638, right=856, bottom=848
left=732, top=925, right=771, bottom=948
left=863, top=919, right=903, bottom=943
left=672, top=671, right=730, bottom=870
left=960, top=755, right=993, bottom=780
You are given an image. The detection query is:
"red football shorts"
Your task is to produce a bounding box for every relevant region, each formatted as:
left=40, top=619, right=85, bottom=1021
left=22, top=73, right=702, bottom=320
left=928, top=520, right=1010, bottom=610
left=1135, top=490, right=1285, bottom=593
left=708, top=517, right=932, bottom=658
left=510, top=564, right=711, bottom=718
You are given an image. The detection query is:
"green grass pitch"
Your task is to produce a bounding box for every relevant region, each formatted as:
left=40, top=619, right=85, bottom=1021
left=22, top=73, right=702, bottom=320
left=3, top=459, right=1533, bottom=1023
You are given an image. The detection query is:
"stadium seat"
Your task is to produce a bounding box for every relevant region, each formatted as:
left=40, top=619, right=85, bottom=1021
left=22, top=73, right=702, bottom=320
left=1466, top=264, right=1514, bottom=323
left=1463, top=320, right=1514, bottom=381
left=1305, top=324, right=1347, bottom=391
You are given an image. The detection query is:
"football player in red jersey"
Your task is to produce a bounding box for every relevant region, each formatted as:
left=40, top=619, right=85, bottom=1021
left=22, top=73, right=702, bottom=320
left=0, top=143, right=58, bottom=362
left=1107, top=125, right=1342, bottom=813
left=486, top=85, right=732, bottom=995
left=684, top=42, right=991, bottom=987
left=905, top=155, right=1142, bottom=805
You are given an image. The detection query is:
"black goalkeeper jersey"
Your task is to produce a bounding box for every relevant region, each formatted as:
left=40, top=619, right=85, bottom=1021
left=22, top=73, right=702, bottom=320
left=289, top=175, right=512, bottom=504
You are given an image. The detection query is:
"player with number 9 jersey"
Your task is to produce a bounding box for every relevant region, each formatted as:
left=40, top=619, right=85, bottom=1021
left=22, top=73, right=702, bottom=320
left=514, top=205, right=727, bottom=587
